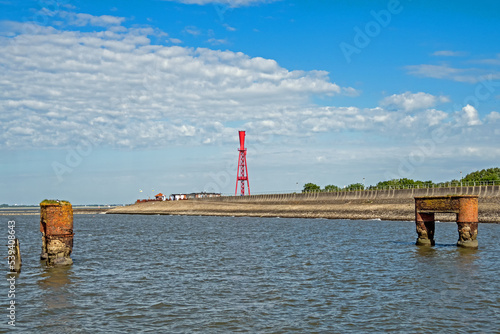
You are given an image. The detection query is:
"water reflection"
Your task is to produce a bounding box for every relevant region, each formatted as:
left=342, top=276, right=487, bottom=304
left=8, top=214, right=499, bottom=333
left=38, top=265, right=74, bottom=308
left=413, top=243, right=479, bottom=259
left=413, top=245, right=438, bottom=257
left=37, top=265, right=83, bottom=332
left=455, top=246, right=479, bottom=257
left=434, top=242, right=458, bottom=248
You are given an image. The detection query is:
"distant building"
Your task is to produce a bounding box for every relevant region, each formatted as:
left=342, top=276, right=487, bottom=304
left=187, top=192, right=221, bottom=199
left=169, top=192, right=221, bottom=200
left=170, top=194, right=187, bottom=201
left=155, top=193, right=167, bottom=201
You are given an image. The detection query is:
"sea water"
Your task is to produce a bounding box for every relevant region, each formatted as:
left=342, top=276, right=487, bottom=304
left=2, top=214, right=499, bottom=333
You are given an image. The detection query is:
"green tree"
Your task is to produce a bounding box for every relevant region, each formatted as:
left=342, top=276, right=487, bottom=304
left=375, top=178, right=434, bottom=189
left=463, top=168, right=500, bottom=182
left=345, top=183, right=365, bottom=191
left=303, top=183, right=321, bottom=193
left=324, top=184, right=341, bottom=192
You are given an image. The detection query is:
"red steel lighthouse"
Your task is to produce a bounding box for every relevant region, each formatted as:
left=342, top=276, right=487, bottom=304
left=235, top=130, right=250, bottom=196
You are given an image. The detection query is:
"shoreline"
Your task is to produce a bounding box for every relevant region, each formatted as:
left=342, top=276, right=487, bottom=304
left=107, top=197, right=500, bottom=223
left=0, top=208, right=110, bottom=216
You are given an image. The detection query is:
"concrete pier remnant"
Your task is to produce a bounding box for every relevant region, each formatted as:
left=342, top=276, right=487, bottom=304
left=414, top=195, right=479, bottom=248
left=40, top=200, right=74, bottom=265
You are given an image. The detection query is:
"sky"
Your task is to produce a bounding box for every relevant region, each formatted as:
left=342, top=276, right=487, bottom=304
left=1, top=0, right=499, bottom=205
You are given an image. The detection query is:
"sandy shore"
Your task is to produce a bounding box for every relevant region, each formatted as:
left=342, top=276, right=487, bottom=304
left=108, top=197, right=500, bottom=223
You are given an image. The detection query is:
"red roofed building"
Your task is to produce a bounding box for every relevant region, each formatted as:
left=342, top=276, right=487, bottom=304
left=155, top=193, right=167, bottom=201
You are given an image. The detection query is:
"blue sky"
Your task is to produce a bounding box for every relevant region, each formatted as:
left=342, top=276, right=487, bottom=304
left=1, top=0, right=499, bottom=204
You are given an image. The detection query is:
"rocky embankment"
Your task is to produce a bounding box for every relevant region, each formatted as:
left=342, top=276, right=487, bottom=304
left=108, top=196, right=500, bottom=223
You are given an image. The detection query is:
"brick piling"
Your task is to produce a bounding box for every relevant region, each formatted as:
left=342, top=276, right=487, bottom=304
left=40, top=200, right=74, bottom=265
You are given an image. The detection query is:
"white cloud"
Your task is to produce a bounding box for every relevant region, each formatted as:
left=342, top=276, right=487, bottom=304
left=60, top=11, right=126, bottom=27
left=341, top=86, right=360, bottom=97
left=457, top=104, right=482, bottom=126
left=486, top=111, right=500, bottom=122
left=223, top=24, right=236, bottom=31
left=169, top=38, right=182, bottom=44
left=432, top=50, right=467, bottom=57
left=476, top=54, right=500, bottom=66
left=299, top=105, right=456, bottom=134
left=462, top=147, right=481, bottom=156
left=380, top=91, right=449, bottom=112
left=162, top=0, right=281, bottom=7
left=184, top=26, right=201, bottom=36
left=0, top=18, right=352, bottom=149
left=406, top=64, right=473, bottom=83
left=207, top=37, right=228, bottom=45
left=422, top=109, right=448, bottom=126
left=1, top=12, right=497, bottom=176
left=406, top=64, right=500, bottom=84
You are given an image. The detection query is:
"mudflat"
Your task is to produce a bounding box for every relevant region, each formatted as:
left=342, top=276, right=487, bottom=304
left=108, top=197, right=500, bottom=223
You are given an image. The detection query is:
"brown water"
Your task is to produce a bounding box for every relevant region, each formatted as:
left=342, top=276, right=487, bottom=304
left=3, top=215, right=499, bottom=333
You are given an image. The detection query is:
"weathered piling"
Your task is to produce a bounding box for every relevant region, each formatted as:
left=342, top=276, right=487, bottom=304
left=415, top=212, right=435, bottom=246
left=40, top=200, right=74, bottom=265
left=456, top=196, right=479, bottom=248
left=414, top=195, right=479, bottom=248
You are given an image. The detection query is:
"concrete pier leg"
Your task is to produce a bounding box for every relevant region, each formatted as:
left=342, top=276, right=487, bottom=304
left=457, top=222, right=478, bottom=248
left=456, top=197, right=479, bottom=248
left=415, top=212, right=435, bottom=246
left=40, top=200, right=74, bottom=265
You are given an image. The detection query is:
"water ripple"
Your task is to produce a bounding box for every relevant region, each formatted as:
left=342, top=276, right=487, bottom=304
left=2, top=215, right=499, bottom=332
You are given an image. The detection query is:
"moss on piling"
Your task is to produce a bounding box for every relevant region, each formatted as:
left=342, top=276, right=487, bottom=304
left=40, top=199, right=71, bottom=206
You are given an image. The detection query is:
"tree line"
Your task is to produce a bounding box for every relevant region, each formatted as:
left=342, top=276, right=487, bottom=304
left=302, top=167, right=500, bottom=192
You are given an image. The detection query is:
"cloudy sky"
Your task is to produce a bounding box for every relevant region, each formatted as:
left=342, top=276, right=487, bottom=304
left=1, top=0, right=499, bottom=204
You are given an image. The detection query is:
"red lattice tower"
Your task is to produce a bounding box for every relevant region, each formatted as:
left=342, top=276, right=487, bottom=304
left=235, top=130, right=250, bottom=196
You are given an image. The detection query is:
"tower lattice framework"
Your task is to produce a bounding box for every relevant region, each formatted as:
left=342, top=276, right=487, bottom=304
left=235, top=130, right=250, bottom=196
